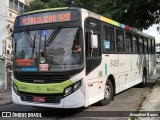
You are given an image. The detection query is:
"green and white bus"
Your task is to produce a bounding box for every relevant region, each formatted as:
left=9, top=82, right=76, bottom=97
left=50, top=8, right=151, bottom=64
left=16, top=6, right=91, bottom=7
left=12, top=7, right=156, bottom=108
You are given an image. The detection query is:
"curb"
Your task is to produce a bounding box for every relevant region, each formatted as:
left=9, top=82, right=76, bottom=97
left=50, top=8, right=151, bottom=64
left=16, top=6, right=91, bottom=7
left=136, top=80, right=160, bottom=120
left=0, top=99, right=13, bottom=106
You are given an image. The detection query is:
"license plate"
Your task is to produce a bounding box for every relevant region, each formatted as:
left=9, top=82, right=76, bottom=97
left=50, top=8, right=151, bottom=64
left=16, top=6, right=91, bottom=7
left=33, top=96, right=46, bottom=102
left=39, top=64, right=48, bottom=71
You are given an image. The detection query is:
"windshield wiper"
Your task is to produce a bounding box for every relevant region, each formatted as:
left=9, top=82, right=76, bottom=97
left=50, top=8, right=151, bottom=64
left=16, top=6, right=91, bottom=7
left=31, top=34, right=36, bottom=58
left=24, top=29, right=33, bottom=48
left=45, top=25, right=61, bottom=47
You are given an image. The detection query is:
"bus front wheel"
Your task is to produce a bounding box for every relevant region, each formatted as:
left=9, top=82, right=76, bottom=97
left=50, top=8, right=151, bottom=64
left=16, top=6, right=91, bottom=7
left=99, top=79, right=113, bottom=106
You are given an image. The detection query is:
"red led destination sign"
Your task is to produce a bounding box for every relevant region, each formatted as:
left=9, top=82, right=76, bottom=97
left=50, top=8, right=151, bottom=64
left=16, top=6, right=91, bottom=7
left=18, top=10, right=78, bottom=26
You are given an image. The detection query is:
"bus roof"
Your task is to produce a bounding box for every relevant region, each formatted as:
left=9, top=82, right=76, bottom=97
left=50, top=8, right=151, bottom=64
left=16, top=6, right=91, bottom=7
left=24, top=7, right=69, bottom=14
left=23, top=7, right=154, bottom=39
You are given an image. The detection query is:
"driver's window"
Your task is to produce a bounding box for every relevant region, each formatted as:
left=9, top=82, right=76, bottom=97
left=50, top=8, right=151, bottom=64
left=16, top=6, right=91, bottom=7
left=85, top=31, right=101, bottom=58
left=85, top=31, right=91, bottom=58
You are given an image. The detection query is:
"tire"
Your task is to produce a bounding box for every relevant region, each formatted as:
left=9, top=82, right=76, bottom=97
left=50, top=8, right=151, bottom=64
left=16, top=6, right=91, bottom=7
left=140, top=71, right=146, bottom=87
left=99, top=79, right=113, bottom=106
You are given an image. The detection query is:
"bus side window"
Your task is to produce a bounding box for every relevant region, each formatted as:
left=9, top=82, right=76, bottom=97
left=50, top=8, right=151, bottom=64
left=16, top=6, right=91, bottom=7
left=92, top=33, right=101, bottom=57
left=148, top=39, right=151, bottom=53
left=125, top=32, right=132, bottom=52
left=116, top=29, right=124, bottom=52
left=132, top=35, right=138, bottom=53
left=139, top=37, right=144, bottom=53
left=144, top=38, right=148, bottom=53
left=103, top=26, right=115, bottom=52
left=152, top=39, right=155, bottom=53
left=85, top=31, right=91, bottom=58
left=85, top=31, right=101, bottom=58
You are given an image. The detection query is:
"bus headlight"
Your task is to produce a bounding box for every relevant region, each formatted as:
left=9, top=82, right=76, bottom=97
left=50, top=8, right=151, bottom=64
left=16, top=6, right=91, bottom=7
left=13, top=84, right=19, bottom=95
left=73, top=80, right=81, bottom=91
left=64, top=86, right=72, bottom=95
left=64, top=79, right=82, bottom=97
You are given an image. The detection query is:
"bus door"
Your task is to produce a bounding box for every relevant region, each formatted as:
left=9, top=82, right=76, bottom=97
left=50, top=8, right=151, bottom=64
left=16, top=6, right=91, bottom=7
left=85, top=30, right=102, bottom=104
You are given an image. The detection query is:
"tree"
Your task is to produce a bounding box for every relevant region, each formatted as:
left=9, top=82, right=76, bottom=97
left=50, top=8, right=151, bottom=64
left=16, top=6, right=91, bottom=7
left=29, top=0, right=160, bottom=30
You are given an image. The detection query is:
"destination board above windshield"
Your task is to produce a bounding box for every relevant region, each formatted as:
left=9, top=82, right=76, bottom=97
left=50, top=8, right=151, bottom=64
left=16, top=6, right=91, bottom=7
left=17, top=10, right=79, bottom=26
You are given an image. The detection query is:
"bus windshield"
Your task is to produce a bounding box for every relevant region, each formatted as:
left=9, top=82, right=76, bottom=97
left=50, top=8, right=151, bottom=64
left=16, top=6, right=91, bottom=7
left=13, top=27, right=83, bottom=71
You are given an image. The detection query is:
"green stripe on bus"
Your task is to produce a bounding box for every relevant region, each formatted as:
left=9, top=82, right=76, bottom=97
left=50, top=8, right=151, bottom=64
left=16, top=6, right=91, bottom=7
left=105, top=64, right=108, bottom=75
left=13, top=79, right=72, bottom=94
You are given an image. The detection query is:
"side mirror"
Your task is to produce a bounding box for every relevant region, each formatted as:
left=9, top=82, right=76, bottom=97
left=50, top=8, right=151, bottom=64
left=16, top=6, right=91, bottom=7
left=91, top=34, right=98, bottom=49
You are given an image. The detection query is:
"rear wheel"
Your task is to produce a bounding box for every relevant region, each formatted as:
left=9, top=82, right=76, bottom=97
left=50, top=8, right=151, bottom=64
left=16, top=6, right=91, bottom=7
left=99, top=79, right=113, bottom=106
left=140, top=71, right=147, bottom=87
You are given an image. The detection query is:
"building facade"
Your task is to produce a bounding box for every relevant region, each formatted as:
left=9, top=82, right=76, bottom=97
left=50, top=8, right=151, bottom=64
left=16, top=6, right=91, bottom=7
left=0, top=0, right=29, bottom=91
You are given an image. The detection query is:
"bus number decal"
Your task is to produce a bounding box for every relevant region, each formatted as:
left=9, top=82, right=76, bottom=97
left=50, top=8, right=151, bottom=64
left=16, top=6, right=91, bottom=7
left=21, top=13, right=71, bottom=26
left=59, top=13, right=71, bottom=21
left=110, top=60, right=119, bottom=67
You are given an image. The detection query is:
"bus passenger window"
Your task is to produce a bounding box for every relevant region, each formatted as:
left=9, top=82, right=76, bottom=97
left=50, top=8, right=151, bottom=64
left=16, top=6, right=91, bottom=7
left=132, top=35, right=138, bottom=53
left=139, top=37, right=144, bottom=53
left=151, top=39, right=155, bottom=53
left=148, top=39, right=152, bottom=53
left=116, top=29, right=124, bottom=52
left=125, top=32, right=132, bottom=52
left=103, top=26, right=115, bottom=52
left=144, top=39, right=148, bottom=53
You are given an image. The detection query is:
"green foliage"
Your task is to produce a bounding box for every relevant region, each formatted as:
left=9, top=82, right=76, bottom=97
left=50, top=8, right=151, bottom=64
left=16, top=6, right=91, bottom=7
left=29, top=0, right=65, bottom=11
left=29, top=0, right=45, bottom=10
left=29, top=0, right=160, bottom=30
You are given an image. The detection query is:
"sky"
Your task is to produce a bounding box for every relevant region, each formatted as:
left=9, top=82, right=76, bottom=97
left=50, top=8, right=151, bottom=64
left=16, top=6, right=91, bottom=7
left=143, top=24, right=160, bottom=44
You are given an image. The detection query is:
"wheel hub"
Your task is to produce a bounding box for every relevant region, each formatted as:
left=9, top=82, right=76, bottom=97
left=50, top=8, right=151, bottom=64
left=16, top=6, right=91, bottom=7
left=104, top=85, right=111, bottom=100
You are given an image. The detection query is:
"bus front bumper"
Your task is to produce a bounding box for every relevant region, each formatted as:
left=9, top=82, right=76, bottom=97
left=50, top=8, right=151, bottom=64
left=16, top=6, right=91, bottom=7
left=12, top=88, right=85, bottom=108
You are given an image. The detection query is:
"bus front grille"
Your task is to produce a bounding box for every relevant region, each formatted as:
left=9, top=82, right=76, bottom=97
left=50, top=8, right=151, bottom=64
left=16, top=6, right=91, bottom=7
left=14, top=74, right=68, bottom=83
left=19, top=92, right=62, bottom=103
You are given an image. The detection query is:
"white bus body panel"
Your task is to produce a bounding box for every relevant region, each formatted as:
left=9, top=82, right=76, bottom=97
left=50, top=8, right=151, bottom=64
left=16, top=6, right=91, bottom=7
left=102, top=54, right=145, bottom=94
left=149, top=54, right=156, bottom=76
left=119, top=54, right=132, bottom=90
left=132, top=54, right=143, bottom=85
